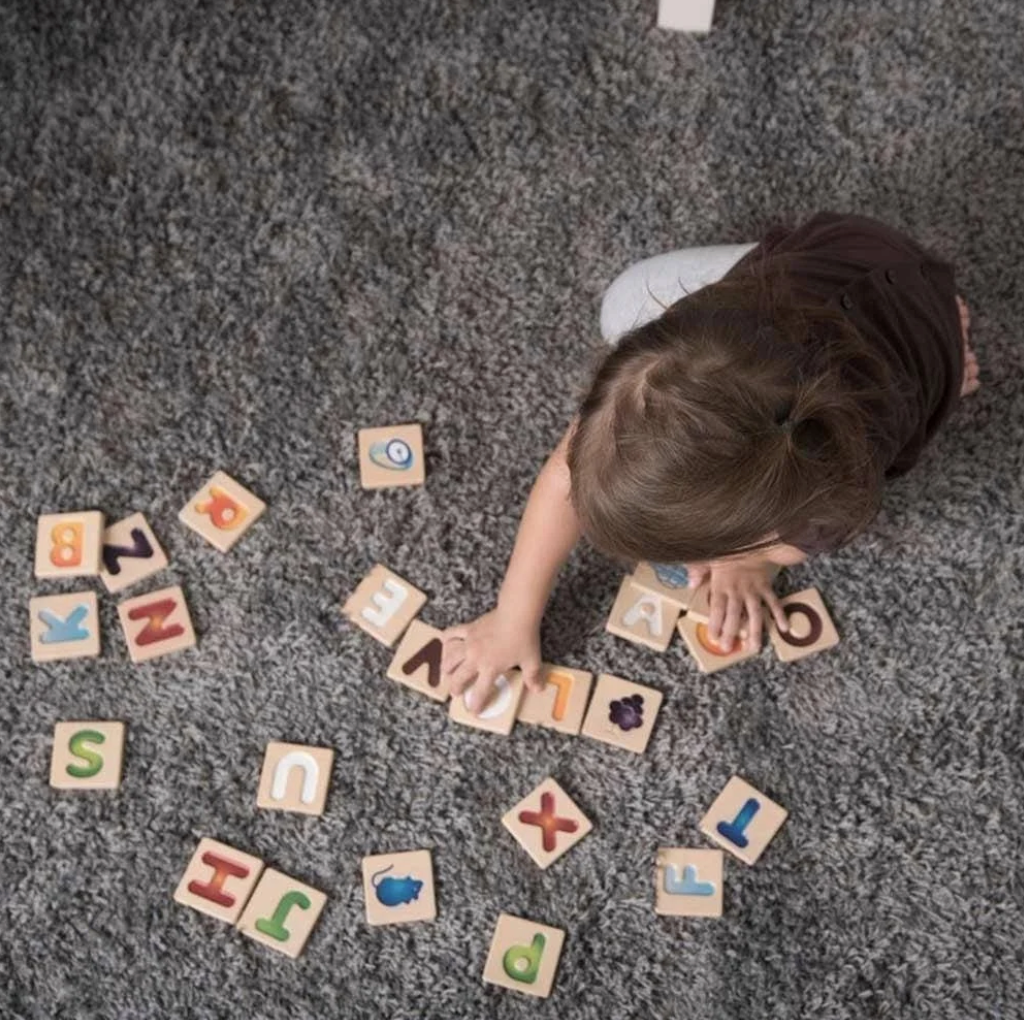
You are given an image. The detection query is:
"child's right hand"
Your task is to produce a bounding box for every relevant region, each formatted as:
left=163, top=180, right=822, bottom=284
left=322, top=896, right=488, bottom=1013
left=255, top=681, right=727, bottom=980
left=442, top=609, right=545, bottom=714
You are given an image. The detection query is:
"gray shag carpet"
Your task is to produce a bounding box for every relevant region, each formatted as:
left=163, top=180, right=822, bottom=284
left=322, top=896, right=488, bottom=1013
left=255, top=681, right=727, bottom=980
left=2, top=1, right=1022, bottom=1017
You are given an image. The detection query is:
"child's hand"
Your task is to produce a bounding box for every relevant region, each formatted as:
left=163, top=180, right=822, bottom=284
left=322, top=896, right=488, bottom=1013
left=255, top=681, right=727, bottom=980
left=442, top=608, right=544, bottom=715
left=692, top=558, right=789, bottom=653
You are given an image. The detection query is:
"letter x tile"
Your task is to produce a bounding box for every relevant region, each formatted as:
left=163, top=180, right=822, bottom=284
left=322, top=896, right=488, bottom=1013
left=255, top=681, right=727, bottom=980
left=502, top=777, right=592, bottom=869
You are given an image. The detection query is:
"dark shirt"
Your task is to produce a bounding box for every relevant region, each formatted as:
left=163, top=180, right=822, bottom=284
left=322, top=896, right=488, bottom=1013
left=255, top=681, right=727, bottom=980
left=726, top=212, right=964, bottom=553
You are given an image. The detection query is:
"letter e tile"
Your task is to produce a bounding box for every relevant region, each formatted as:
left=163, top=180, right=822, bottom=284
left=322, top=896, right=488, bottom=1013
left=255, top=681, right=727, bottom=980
left=342, top=564, right=426, bottom=647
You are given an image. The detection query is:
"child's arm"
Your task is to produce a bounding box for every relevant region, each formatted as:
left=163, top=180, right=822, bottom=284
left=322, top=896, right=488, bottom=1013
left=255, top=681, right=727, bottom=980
left=442, top=424, right=581, bottom=713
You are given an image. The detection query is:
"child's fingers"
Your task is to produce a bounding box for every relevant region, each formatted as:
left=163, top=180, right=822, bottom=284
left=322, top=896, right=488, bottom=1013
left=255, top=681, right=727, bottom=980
left=719, top=596, right=744, bottom=651
left=521, top=660, right=545, bottom=694
left=744, top=597, right=763, bottom=653
left=764, top=589, right=789, bottom=633
left=466, top=672, right=499, bottom=714
left=448, top=661, right=478, bottom=697
left=442, top=636, right=467, bottom=676
left=708, top=590, right=728, bottom=641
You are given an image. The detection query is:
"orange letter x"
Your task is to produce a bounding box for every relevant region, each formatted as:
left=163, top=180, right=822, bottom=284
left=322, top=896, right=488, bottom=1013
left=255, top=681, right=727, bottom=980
left=518, top=792, right=578, bottom=852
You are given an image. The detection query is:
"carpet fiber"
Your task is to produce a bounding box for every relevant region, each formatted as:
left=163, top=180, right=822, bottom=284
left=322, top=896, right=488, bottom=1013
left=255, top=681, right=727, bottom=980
left=2, top=1, right=1022, bottom=1017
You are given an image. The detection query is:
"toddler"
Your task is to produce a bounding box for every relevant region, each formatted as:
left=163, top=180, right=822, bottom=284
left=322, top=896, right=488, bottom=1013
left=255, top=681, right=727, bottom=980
left=442, top=212, right=979, bottom=711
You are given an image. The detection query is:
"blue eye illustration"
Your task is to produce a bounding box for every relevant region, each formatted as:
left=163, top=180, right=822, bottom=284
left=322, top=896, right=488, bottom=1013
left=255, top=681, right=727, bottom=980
left=652, top=563, right=689, bottom=589
left=369, top=438, right=414, bottom=471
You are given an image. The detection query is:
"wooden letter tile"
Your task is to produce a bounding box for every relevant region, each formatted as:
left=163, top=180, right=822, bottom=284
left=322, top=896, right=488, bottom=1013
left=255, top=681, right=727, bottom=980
left=237, top=868, right=327, bottom=958
left=342, top=564, right=426, bottom=647
left=655, top=848, right=724, bottom=918
left=699, top=775, right=788, bottom=866
left=677, top=615, right=758, bottom=674
left=117, top=584, right=196, bottom=663
left=483, top=913, right=565, bottom=999
left=580, top=673, right=663, bottom=754
left=448, top=671, right=524, bottom=736
left=179, top=470, right=266, bottom=553
left=358, top=423, right=425, bottom=489
left=50, top=721, right=125, bottom=790
left=256, top=741, right=334, bottom=816
left=385, top=619, right=450, bottom=701
left=361, top=849, right=436, bottom=926
left=173, top=837, right=264, bottom=924
left=769, top=587, right=840, bottom=663
left=34, top=511, right=104, bottom=579
left=502, top=777, right=592, bottom=869
left=515, top=664, right=593, bottom=735
left=606, top=576, right=680, bottom=652
left=631, top=561, right=694, bottom=610
left=99, top=512, right=169, bottom=594
left=30, top=592, right=101, bottom=663
left=657, top=0, right=716, bottom=33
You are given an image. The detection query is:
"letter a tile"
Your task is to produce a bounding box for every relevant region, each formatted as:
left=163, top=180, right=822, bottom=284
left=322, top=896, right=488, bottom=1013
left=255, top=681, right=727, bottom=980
left=502, top=777, right=592, bottom=869
left=236, top=868, right=327, bottom=958
left=173, top=837, right=264, bottom=924
left=385, top=619, right=450, bottom=701
left=342, top=564, right=426, bottom=647
left=483, top=913, right=565, bottom=999
left=179, top=470, right=266, bottom=553
left=30, top=592, right=101, bottom=663
left=606, top=576, right=680, bottom=652
left=255, top=741, right=334, bottom=815
left=117, top=584, right=196, bottom=663
left=699, top=775, right=788, bottom=866
left=768, top=588, right=840, bottom=663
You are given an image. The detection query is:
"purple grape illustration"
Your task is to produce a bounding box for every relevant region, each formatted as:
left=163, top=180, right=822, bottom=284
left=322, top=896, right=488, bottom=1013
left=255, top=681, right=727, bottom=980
left=609, top=694, right=644, bottom=731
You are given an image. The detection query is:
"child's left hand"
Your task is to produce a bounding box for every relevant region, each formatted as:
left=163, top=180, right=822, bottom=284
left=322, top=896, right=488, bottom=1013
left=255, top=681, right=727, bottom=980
left=687, top=556, right=789, bottom=653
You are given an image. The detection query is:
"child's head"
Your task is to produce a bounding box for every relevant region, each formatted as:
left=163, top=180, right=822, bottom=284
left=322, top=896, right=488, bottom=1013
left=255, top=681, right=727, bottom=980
left=567, top=274, right=894, bottom=564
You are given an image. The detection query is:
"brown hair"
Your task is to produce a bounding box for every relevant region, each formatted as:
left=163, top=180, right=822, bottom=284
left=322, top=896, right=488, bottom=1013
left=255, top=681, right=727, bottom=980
left=567, top=270, right=897, bottom=564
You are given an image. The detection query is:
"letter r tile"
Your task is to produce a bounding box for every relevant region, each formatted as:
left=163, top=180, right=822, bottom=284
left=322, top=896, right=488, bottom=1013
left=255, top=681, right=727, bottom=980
left=255, top=742, right=335, bottom=815
left=173, top=837, right=264, bottom=925
left=483, top=913, right=565, bottom=999
left=236, top=868, right=327, bottom=958
left=117, top=584, right=196, bottom=663
left=342, top=564, right=426, bottom=647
